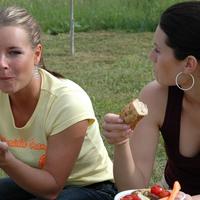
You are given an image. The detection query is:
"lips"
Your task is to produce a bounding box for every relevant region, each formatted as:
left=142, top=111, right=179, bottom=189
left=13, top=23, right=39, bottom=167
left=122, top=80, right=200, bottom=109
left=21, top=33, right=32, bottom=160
left=0, top=77, right=14, bottom=80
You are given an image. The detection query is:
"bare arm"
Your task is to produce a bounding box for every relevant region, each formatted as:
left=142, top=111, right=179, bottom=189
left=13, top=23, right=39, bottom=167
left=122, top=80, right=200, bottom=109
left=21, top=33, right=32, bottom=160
left=113, top=104, right=160, bottom=190
left=176, top=192, right=200, bottom=200
left=192, top=195, right=200, bottom=200
left=0, top=120, right=88, bottom=199
left=103, top=81, right=168, bottom=191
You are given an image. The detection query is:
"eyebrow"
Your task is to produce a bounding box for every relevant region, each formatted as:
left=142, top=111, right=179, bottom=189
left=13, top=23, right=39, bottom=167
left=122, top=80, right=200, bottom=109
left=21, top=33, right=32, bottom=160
left=7, top=46, right=23, bottom=50
left=9, top=46, right=21, bottom=49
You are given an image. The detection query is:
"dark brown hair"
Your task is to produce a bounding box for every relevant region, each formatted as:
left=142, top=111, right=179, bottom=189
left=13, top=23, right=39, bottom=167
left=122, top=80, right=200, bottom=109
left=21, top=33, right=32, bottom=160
left=160, top=1, right=200, bottom=61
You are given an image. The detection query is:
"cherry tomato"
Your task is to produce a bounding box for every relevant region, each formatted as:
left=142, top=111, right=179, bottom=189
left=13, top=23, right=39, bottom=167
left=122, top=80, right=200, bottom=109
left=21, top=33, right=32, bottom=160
left=150, top=184, right=163, bottom=196
left=121, top=194, right=141, bottom=200
left=158, top=189, right=171, bottom=198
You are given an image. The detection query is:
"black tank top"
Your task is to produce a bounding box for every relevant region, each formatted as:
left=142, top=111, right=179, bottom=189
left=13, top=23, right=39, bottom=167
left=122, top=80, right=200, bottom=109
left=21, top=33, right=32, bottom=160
left=160, top=86, right=200, bottom=195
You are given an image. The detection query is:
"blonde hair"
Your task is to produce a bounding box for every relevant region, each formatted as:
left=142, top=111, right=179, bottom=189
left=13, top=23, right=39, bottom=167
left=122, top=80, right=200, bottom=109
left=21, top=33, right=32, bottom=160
left=0, top=6, right=41, bottom=49
left=0, top=6, right=65, bottom=78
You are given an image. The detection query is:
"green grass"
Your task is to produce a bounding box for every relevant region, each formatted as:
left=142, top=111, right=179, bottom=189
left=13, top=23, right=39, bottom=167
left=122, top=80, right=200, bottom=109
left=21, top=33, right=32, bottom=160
left=43, top=31, right=167, bottom=185
left=0, top=0, right=172, bottom=185
left=1, top=0, right=185, bottom=33
left=0, top=31, right=166, bottom=184
left=42, top=31, right=153, bottom=115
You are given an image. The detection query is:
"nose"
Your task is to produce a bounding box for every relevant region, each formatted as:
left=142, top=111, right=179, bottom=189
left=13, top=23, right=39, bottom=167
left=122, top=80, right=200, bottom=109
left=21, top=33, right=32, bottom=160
left=149, top=50, right=157, bottom=63
left=0, top=54, right=9, bottom=70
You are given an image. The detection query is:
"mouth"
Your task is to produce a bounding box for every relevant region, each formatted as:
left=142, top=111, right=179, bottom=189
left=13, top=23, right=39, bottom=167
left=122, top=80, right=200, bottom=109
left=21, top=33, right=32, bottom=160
left=0, top=77, right=15, bottom=80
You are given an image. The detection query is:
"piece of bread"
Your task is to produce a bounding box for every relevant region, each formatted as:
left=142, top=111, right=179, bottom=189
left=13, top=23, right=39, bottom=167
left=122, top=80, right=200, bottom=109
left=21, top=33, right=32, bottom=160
left=120, top=98, right=148, bottom=129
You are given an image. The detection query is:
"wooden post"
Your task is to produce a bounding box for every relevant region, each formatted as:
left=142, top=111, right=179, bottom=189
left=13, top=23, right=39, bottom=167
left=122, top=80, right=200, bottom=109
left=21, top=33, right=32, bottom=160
left=69, top=0, right=75, bottom=55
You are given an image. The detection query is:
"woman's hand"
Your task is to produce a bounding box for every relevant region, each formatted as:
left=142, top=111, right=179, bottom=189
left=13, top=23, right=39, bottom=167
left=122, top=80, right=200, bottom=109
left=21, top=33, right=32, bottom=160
left=102, top=113, right=133, bottom=145
left=0, top=141, right=8, bottom=151
left=0, top=141, right=10, bottom=166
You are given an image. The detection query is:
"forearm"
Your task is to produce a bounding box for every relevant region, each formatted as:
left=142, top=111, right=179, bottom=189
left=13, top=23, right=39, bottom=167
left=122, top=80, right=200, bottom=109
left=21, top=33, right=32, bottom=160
left=1, top=153, right=60, bottom=199
left=114, top=141, right=146, bottom=191
left=192, top=195, right=200, bottom=200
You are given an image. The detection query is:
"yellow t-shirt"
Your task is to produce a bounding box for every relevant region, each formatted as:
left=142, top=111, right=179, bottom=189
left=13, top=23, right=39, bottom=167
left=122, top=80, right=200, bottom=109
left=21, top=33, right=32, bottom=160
left=0, top=69, right=113, bottom=186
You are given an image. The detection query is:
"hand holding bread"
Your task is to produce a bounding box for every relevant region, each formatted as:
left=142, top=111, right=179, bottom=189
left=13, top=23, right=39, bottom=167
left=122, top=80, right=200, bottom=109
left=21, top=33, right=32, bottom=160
left=120, top=98, right=148, bottom=129
left=103, top=98, right=148, bottom=145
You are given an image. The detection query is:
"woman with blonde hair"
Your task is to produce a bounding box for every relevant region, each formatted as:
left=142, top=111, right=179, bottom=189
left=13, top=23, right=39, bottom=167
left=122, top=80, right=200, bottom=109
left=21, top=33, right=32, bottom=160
left=0, top=6, right=116, bottom=200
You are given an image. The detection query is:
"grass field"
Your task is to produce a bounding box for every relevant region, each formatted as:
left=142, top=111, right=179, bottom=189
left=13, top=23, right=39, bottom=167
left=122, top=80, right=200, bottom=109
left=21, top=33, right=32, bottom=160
left=0, top=31, right=166, bottom=184
left=1, top=0, right=184, bottom=33
left=0, top=0, right=171, bottom=185
left=43, top=31, right=167, bottom=185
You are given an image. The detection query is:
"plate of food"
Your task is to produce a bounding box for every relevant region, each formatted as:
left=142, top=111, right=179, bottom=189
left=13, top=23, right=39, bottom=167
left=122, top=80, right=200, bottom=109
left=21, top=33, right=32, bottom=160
left=114, top=181, right=181, bottom=200
left=114, top=187, right=169, bottom=200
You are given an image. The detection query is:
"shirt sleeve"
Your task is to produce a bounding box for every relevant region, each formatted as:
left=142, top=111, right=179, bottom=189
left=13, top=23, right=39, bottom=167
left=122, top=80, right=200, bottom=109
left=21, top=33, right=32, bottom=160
left=45, top=87, right=96, bottom=136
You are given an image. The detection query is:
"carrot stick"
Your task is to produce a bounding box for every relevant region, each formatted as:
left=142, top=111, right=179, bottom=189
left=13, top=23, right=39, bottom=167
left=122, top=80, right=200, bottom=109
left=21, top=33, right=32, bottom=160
left=167, top=181, right=181, bottom=200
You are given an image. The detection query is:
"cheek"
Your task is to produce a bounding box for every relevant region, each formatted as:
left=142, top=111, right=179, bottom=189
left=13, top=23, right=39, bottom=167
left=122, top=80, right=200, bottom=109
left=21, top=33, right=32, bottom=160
left=149, top=51, right=157, bottom=63
left=12, top=63, right=31, bottom=78
left=154, top=58, right=174, bottom=83
left=13, top=56, right=34, bottom=77
left=157, top=65, right=177, bottom=85
left=156, top=55, right=171, bottom=72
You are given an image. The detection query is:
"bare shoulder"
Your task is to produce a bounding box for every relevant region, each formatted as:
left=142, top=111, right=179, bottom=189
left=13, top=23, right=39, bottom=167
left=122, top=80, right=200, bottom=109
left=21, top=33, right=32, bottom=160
left=139, top=80, right=168, bottom=101
left=138, top=80, right=168, bottom=126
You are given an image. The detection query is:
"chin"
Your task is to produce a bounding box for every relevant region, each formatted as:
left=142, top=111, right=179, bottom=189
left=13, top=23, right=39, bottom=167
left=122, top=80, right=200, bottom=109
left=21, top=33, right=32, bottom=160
left=0, top=87, right=16, bottom=94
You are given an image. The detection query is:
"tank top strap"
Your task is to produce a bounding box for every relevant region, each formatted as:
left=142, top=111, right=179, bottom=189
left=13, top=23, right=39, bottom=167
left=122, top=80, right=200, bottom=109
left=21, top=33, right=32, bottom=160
left=160, top=86, right=184, bottom=151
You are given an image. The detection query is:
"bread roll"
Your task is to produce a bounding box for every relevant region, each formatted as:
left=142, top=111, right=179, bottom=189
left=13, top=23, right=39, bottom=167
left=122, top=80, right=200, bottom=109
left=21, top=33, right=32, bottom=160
left=120, top=98, right=148, bottom=129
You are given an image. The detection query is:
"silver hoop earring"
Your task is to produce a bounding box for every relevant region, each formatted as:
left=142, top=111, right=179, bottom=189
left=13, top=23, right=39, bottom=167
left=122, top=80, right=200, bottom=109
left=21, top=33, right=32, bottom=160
left=175, top=72, right=194, bottom=91
left=33, top=65, right=40, bottom=79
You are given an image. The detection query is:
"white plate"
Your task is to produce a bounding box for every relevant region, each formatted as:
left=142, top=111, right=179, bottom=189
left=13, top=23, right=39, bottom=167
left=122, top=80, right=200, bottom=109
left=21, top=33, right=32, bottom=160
left=114, top=189, right=136, bottom=200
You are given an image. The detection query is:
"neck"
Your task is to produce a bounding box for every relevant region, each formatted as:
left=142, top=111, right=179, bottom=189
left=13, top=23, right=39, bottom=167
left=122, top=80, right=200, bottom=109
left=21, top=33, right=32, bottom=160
left=184, top=85, right=200, bottom=105
left=9, top=76, right=41, bottom=109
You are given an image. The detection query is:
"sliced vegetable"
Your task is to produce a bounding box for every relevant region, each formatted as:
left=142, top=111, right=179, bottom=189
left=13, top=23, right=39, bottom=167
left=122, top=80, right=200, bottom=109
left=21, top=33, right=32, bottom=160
left=120, top=194, right=141, bottom=200
left=151, top=184, right=163, bottom=196
left=150, top=184, right=170, bottom=198
left=167, top=181, right=181, bottom=200
left=158, top=189, right=171, bottom=198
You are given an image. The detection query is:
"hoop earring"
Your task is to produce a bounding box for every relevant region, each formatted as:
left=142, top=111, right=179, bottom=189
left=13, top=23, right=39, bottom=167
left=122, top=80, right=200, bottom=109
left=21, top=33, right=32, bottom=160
left=175, top=72, right=194, bottom=91
left=33, top=65, right=40, bottom=79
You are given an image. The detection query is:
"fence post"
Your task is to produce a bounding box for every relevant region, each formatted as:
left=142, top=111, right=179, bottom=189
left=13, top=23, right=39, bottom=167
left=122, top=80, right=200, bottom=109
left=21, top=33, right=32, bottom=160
left=69, top=0, right=75, bottom=55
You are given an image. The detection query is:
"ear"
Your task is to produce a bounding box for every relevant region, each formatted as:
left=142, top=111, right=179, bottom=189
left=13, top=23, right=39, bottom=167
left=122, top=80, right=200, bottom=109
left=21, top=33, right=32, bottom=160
left=34, top=44, right=42, bottom=65
left=183, top=55, right=198, bottom=73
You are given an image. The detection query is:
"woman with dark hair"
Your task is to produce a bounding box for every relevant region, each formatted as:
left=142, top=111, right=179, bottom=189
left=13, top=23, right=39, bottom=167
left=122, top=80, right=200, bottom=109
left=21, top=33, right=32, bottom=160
left=0, top=6, right=116, bottom=200
left=103, top=1, right=200, bottom=200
